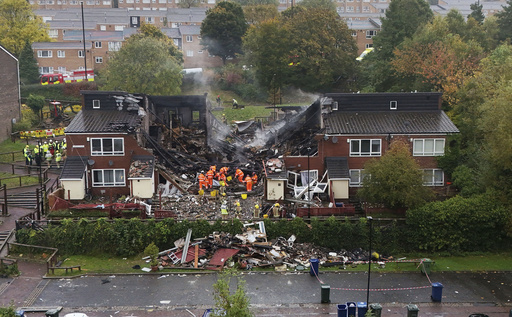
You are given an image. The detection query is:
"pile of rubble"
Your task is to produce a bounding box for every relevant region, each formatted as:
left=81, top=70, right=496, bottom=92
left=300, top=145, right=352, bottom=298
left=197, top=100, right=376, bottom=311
left=142, top=224, right=384, bottom=272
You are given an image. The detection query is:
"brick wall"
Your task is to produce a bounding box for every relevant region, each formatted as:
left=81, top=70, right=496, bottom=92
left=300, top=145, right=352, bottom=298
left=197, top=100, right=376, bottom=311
left=0, top=47, right=20, bottom=142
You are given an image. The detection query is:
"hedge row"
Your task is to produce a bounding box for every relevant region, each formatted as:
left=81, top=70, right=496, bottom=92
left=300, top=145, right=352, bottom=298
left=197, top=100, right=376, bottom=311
left=16, top=194, right=510, bottom=256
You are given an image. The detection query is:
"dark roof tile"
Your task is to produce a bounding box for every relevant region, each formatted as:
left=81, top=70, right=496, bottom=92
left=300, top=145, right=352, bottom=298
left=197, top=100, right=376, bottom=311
left=65, top=110, right=143, bottom=134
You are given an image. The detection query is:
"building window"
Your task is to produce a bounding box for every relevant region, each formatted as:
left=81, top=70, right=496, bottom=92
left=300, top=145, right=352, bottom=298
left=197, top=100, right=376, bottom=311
left=91, top=138, right=124, bottom=156
left=57, top=50, right=65, bottom=58
left=366, top=30, right=377, bottom=39
left=37, top=50, right=52, bottom=58
left=145, top=16, right=154, bottom=23
left=108, top=42, right=122, bottom=51
left=350, top=139, right=381, bottom=156
left=351, top=30, right=357, bottom=37
left=347, top=6, right=354, bottom=12
left=423, top=169, right=444, bottom=186
left=78, top=50, right=85, bottom=58
left=92, top=99, right=101, bottom=109
left=365, top=43, right=373, bottom=49
left=100, top=25, right=107, bottom=30
left=103, top=0, right=111, bottom=4
left=390, top=100, right=397, bottom=110
left=95, top=41, right=102, bottom=48
left=198, top=50, right=203, bottom=54
left=413, top=139, right=445, bottom=156
left=39, top=66, right=54, bottom=74
left=49, top=29, right=58, bottom=38
left=115, top=25, right=124, bottom=31
left=93, top=169, right=126, bottom=187
left=186, top=50, right=193, bottom=57
left=362, top=5, right=369, bottom=11
left=95, top=56, right=103, bottom=63
left=57, top=66, right=66, bottom=73
left=349, top=169, right=368, bottom=186
left=186, top=35, right=193, bottom=42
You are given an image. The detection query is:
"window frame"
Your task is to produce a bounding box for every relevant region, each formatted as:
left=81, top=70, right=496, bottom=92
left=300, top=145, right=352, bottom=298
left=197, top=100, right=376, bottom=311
left=186, top=35, right=193, bottom=42
left=349, top=169, right=368, bottom=187
left=413, top=138, right=445, bottom=156
left=37, top=50, right=53, bottom=58
left=90, top=137, right=124, bottom=156
left=423, top=169, right=444, bottom=186
left=349, top=139, right=382, bottom=157
left=92, top=169, right=126, bottom=187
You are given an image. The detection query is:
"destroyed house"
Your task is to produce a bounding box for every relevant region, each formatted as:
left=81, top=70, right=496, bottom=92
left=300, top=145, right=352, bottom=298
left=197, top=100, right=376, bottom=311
left=283, top=92, right=459, bottom=204
left=61, top=91, right=156, bottom=199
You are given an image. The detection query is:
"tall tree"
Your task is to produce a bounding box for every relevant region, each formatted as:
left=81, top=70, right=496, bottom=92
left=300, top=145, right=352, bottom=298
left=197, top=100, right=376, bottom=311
left=26, top=94, right=45, bottom=121
left=200, top=2, right=248, bottom=64
left=233, top=0, right=277, bottom=5
left=357, top=141, right=433, bottom=209
left=243, top=4, right=278, bottom=24
left=177, top=0, right=202, bottom=8
left=133, top=23, right=183, bottom=63
left=18, top=40, right=40, bottom=84
left=496, top=0, right=512, bottom=41
left=297, top=0, right=336, bottom=12
left=468, top=1, right=485, bottom=24
left=0, top=0, right=50, bottom=56
left=102, top=36, right=182, bottom=95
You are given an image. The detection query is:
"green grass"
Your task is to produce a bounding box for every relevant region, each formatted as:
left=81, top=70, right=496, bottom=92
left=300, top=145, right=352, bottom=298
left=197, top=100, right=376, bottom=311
left=0, top=172, right=40, bottom=188
left=43, top=252, right=512, bottom=277
left=0, top=139, right=26, bottom=163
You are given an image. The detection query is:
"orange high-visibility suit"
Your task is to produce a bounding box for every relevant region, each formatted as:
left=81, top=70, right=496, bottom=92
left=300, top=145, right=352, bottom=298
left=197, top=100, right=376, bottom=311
left=198, top=173, right=208, bottom=190
left=245, top=175, right=253, bottom=191
left=219, top=172, right=227, bottom=185
left=220, top=167, right=229, bottom=175
left=235, top=169, right=244, bottom=182
left=206, top=169, right=215, bottom=188
left=251, top=173, right=258, bottom=185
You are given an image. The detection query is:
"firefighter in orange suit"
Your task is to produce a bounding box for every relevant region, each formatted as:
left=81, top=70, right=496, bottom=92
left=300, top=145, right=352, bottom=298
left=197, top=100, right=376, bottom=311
left=251, top=172, right=258, bottom=185
left=206, top=168, right=215, bottom=188
left=245, top=174, right=253, bottom=192
left=235, top=168, right=244, bottom=183
left=198, top=172, right=208, bottom=190
left=220, top=166, right=229, bottom=175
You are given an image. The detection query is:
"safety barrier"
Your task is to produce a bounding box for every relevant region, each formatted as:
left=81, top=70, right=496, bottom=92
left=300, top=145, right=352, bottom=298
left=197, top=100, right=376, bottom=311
left=19, top=127, right=66, bottom=139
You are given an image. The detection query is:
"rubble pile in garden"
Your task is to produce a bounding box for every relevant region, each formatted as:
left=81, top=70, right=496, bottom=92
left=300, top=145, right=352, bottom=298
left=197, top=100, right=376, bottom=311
left=145, top=226, right=379, bottom=272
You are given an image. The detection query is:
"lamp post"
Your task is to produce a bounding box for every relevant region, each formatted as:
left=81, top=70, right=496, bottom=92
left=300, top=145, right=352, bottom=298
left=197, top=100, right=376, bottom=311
left=367, top=216, right=373, bottom=306
left=307, top=147, right=311, bottom=218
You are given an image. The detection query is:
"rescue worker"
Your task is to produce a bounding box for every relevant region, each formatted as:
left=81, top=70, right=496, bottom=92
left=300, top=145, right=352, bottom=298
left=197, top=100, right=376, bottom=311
left=244, top=174, right=253, bottom=192
left=232, top=99, right=238, bottom=109
left=34, top=144, right=41, bottom=166
left=218, top=172, right=227, bottom=185
left=206, top=168, right=215, bottom=189
left=49, top=140, right=55, bottom=156
left=216, top=95, right=221, bottom=107
left=55, top=150, right=62, bottom=168
left=251, top=172, right=258, bottom=185
left=45, top=149, right=53, bottom=168
left=198, top=171, right=208, bottom=190
left=24, top=145, right=32, bottom=165
left=61, top=138, right=67, bottom=157
left=219, top=166, right=229, bottom=175
left=221, top=200, right=228, bottom=220
left=272, top=203, right=280, bottom=218
left=222, top=114, right=227, bottom=125
left=235, top=201, right=242, bottom=218
left=42, top=141, right=49, bottom=159
left=235, top=168, right=244, bottom=183
left=219, top=180, right=226, bottom=197
left=254, top=204, right=260, bottom=218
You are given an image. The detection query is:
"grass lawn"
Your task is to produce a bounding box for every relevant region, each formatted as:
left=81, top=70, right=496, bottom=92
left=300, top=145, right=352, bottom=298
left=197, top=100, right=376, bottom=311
left=0, top=139, right=26, bottom=163
left=45, top=252, right=512, bottom=277
left=0, top=172, right=40, bottom=188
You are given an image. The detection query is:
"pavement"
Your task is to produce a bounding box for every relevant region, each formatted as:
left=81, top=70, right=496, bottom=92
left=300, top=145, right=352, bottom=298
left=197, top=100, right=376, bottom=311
left=1, top=161, right=512, bottom=316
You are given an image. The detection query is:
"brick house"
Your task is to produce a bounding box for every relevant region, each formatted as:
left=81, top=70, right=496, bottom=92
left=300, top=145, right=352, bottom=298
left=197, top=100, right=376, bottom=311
left=0, top=45, right=21, bottom=142
left=283, top=92, right=459, bottom=203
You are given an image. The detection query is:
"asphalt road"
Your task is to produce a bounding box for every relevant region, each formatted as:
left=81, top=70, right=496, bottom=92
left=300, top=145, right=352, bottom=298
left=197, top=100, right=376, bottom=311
left=16, top=271, right=512, bottom=316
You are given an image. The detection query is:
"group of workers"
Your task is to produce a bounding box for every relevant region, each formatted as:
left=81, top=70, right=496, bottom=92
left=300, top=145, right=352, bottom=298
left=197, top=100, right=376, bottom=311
left=198, top=166, right=258, bottom=192
left=23, top=138, right=67, bottom=168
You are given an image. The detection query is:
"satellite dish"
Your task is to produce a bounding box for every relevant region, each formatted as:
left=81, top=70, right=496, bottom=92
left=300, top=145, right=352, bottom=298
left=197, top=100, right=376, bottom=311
left=332, top=136, right=338, bottom=144
left=87, top=159, right=95, bottom=166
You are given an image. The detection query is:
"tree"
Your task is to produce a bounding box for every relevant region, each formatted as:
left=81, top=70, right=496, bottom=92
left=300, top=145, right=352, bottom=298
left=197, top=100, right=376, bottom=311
left=243, top=4, right=278, bottom=24
left=133, top=23, right=183, bottom=63
left=357, top=141, right=433, bottom=209
left=0, top=0, right=50, bottom=56
left=496, top=0, right=512, bottom=41
left=233, top=0, right=277, bottom=6
left=177, top=0, right=202, bottom=8
left=18, top=40, right=40, bottom=84
left=102, top=36, right=182, bottom=95
left=200, top=2, right=248, bottom=64
left=468, top=1, right=485, bottom=24
left=26, top=94, right=45, bottom=121
left=212, top=269, right=253, bottom=317
left=297, top=0, right=336, bottom=11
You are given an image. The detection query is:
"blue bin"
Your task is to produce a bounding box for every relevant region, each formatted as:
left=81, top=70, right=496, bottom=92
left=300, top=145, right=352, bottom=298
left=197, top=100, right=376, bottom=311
left=310, top=258, right=319, bottom=276
left=357, top=302, right=368, bottom=317
left=347, top=302, right=356, bottom=317
left=337, top=304, right=348, bottom=317
left=431, top=282, right=444, bottom=302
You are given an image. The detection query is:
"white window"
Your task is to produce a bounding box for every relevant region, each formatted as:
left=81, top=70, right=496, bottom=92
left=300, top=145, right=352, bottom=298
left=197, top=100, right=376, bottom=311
left=49, top=29, right=58, bottom=38
left=208, top=0, right=215, bottom=3
left=91, top=138, right=124, bottom=156
left=198, top=50, right=203, bottom=54
left=349, top=169, right=367, bottom=187
left=78, top=50, right=85, bottom=58
left=413, top=139, right=445, bottom=156
left=37, top=50, right=52, bottom=58
left=351, top=30, right=357, bottom=37
left=95, top=56, right=103, bottom=63
left=365, top=43, right=373, bottom=49
left=39, top=66, right=54, bottom=74
left=356, top=6, right=360, bottom=11
left=113, top=25, right=123, bottom=31
left=366, top=30, right=377, bottom=39
left=363, top=5, right=370, bottom=11
left=186, top=35, right=193, bottom=42
left=100, top=25, right=107, bottom=30
left=159, top=0, right=166, bottom=3
left=103, top=0, right=111, bottom=4
left=347, top=6, right=354, bottom=12
left=350, top=139, right=381, bottom=156
left=95, top=41, right=102, bottom=48
left=186, top=50, right=194, bottom=57
left=108, top=41, right=122, bottom=51
left=93, top=169, right=126, bottom=187
left=390, top=100, right=397, bottom=110
left=145, top=16, right=154, bottom=23
left=69, top=0, right=78, bottom=4
left=57, top=66, right=66, bottom=73
left=423, top=169, right=444, bottom=186
left=57, top=50, right=65, bottom=58
left=337, top=6, right=344, bottom=12
left=93, top=99, right=101, bottom=109
left=86, top=0, right=94, bottom=4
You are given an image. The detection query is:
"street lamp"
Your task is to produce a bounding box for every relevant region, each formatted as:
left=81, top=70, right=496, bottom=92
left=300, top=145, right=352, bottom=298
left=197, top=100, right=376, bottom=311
left=367, top=216, right=373, bottom=306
